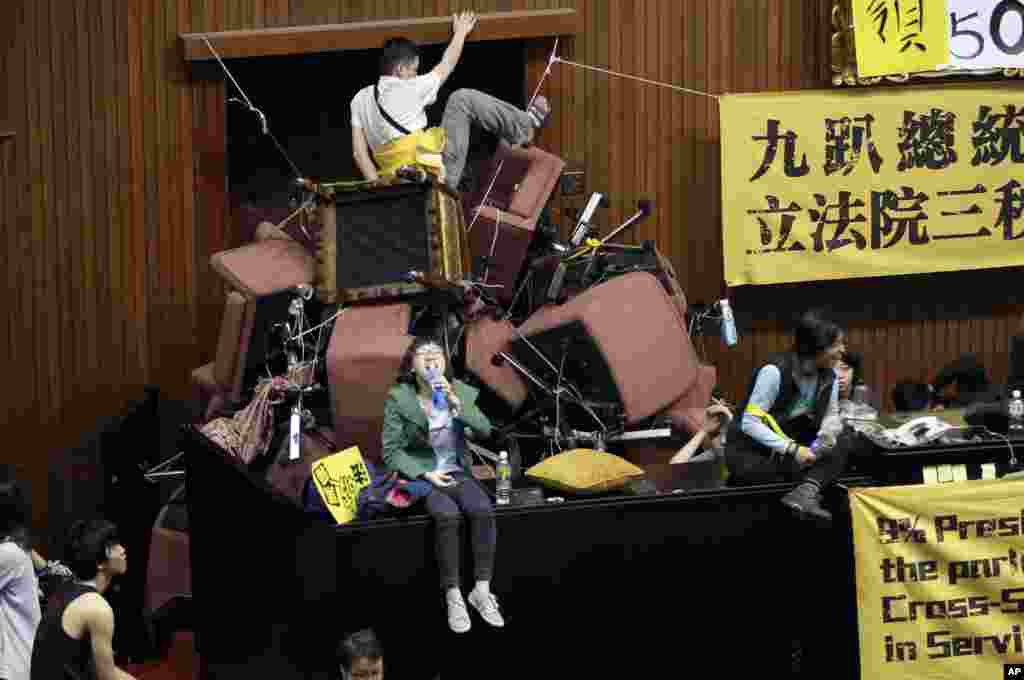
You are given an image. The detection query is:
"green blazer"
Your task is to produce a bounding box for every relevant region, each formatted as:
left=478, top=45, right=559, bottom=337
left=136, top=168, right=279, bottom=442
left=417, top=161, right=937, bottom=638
left=381, top=380, right=494, bottom=480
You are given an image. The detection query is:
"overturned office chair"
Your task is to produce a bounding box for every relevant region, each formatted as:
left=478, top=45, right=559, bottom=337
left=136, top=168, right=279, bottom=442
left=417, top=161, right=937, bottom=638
left=190, top=238, right=316, bottom=422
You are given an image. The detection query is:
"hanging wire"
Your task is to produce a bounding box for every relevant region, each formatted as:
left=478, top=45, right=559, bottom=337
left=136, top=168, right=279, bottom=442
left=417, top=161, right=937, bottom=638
left=552, top=57, right=720, bottom=100
left=202, top=36, right=305, bottom=180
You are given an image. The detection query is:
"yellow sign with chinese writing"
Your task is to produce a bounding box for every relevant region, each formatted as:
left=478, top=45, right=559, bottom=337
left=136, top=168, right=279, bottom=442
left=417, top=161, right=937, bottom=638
left=720, top=83, right=1024, bottom=286
left=310, top=446, right=370, bottom=524
left=850, top=480, right=1024, bottom=680
left=853, top=0, right=949, bottom=77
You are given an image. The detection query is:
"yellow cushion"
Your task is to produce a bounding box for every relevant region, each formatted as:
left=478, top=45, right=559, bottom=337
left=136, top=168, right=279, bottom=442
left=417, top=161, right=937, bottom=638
left=525, top=449, right=645, bottom=494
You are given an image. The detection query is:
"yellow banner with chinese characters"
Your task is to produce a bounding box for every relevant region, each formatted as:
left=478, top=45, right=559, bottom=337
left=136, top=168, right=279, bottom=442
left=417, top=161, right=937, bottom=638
left=852, top=0, right=949, bottom=78
left=310, top=446, right=370, bottom=524
left=850, top=480, right=1024, bottom=680
left=720, top=83, right=1024, bottom=286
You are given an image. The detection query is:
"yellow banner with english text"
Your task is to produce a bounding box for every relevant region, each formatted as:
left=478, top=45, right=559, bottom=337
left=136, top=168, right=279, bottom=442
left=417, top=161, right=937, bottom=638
left=720, top=83, right=1024, bottom=286
left=850, top=479, right=1024, bottom=680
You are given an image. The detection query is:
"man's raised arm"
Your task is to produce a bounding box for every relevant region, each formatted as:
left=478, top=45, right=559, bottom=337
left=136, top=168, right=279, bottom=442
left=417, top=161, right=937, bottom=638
left=430, top=11, right=478, bottom=87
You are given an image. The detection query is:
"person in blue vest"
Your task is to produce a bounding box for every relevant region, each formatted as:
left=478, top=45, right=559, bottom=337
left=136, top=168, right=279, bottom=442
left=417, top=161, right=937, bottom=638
left=725, top=310, right=849, bottom=522
left=381, top=336, right=502, bottom=633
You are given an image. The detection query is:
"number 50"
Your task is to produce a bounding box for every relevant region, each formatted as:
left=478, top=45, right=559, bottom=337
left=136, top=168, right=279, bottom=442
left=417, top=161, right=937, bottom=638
left=951, top=0, right=1024, bottom=59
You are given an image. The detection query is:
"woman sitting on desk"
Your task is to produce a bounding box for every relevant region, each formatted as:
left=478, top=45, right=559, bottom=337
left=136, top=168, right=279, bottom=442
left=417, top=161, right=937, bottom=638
left=724, top=311, right=848, bottom=523
left=381, top=336, right=503, bottom=634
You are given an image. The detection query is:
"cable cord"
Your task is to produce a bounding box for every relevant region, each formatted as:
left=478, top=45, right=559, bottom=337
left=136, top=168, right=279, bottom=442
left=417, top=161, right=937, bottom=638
left=203, top=36, right=305, bottom=180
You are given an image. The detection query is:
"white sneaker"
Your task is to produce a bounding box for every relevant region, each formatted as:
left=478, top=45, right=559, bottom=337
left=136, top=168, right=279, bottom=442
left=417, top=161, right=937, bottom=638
left=446, top=591, right=471, bottom=633
left=468, top=588, right=505, bottom=628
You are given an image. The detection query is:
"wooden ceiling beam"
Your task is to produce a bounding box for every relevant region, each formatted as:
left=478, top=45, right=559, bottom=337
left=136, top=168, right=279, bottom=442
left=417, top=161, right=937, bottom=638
left=181, top=9, right=579, bottom=62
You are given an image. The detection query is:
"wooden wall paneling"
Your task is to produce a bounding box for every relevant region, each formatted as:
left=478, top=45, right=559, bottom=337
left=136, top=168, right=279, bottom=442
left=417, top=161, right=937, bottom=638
left=265, top=0, right=290, bottom=27
left=142, top=0, right=162, bottom=392
left=1, top=134, right=14, bottom=441
left=562, top=31, right=578, bottom=188
left=24, top=0, right=51, bottom=526
left=103, top=0, right=127, bottom=408
left=178, top=0, right=199, bottom=357
left=93, top=0, right=115, bottom=412
left=190, top=1, right=230, bottom=362
left=131, top=0, right=156, bottom=393
left=121, top=0, right=147, bottom=396
left=606, top=0, right=622, bottom=233
left=11, top=0, right=37, bottom=522
left=643, top=0, right=659, bottom=261
left=695, top=0, right=712, bottom=301
left=591, top=0, right=608, bottom=228
left=73, top=0, right=101, bottom=423
left=627, top=0, right=643, bottom=248
left=61, top=0, right=87, bottom=433
left=32, top=0, right=59, bottom=432
left=688, top=1, right=707, bottom=302
left=50, top=0, right=74, bottom=437
left=5, top=6, right=30, bottom=439
left=164, top=0, right=181, bottom=362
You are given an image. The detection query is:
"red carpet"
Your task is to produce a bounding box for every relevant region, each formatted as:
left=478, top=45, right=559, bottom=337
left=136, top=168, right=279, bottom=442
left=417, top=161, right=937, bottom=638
left=124, top=633, right=198, bottom=680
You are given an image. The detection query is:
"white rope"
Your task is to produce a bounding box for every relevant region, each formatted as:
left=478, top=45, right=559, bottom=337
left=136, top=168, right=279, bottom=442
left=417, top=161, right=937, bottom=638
left=482, top=209, right=502, bottom=285
left=202, top=36, right=305, bottom=179
left=467, top=38, right=560, bottom=236
left=292, top=306, right=346, bottom=342
left=553, top=57, right=720, bottom=100
left=467, top=39, right=717, bottom=243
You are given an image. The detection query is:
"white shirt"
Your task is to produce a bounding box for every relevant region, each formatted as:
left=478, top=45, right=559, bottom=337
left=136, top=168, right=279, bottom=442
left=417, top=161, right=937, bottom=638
left=350, top=73, right=442, bottom=152
left=0, top=541, right=40, bottom=680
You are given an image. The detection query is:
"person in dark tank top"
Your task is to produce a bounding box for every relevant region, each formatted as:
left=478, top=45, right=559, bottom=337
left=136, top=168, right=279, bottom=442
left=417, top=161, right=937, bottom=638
left=30, top=520, right=133, bottom=680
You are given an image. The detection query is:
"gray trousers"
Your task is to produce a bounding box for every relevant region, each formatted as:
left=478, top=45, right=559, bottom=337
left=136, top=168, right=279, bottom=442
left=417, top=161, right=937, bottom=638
left=441, top=88, right=534, bottom=190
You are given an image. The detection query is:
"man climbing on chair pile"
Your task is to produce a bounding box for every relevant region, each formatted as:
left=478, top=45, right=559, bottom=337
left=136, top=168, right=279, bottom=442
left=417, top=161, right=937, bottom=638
left=349, top=11, right=552, bottom=191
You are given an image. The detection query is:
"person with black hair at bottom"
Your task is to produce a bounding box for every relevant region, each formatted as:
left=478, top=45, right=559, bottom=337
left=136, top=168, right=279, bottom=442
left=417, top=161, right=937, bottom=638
left=337, top=629, right=384, bottom=680
left=725, top=311, right=849, bottom=523
left=30, top=520, right=133, bottom=680
left=834, top=350, right=863, bottom=402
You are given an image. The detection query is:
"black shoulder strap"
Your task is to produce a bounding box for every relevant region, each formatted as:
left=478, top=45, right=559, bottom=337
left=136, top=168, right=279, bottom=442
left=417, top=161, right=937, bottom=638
left=374, top=83, right=412, bottom=136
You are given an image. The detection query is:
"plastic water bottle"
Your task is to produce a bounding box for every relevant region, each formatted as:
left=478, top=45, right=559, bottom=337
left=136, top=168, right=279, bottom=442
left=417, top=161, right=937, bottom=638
left=427, top=367, right=448, bottom=411
left=496, top=451, right=512, bottom=506
left=719, top=299, right=738, bottom=347
left=1010, top=390, right=1024, bottom=434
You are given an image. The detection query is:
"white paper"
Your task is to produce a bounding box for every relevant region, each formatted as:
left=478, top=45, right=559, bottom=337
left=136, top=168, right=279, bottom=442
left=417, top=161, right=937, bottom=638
left=947, top=0, right=1024, bottom=69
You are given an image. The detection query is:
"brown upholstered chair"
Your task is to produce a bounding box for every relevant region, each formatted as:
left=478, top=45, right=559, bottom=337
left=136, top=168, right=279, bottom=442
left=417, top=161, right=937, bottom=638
left=465, top=142, right=565, bottom=304
left=325, top=304, right=413, bottom=465
left=465, top=317, right=529, bottom=411
left=190, top=240, right=315, bottom=422
left=516, top=272, right=699, bottom=425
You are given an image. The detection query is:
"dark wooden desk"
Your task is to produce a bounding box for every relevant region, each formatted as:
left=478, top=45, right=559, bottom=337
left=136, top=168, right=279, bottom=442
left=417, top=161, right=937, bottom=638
left=184, top=426, right=871, bottom=680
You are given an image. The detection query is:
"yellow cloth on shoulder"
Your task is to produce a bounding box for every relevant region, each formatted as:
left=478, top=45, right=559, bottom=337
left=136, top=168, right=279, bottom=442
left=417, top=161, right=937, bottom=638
left=372, top=127, right=447, bottom=179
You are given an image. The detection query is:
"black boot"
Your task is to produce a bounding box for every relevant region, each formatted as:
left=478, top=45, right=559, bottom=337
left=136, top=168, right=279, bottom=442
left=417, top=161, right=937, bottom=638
left=781, top=481, right=832, bottom=523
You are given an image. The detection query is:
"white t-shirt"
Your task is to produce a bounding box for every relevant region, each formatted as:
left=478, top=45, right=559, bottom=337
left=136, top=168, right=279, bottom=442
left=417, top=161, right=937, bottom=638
left=0, top=541, right=40, bottom=680
left=350, top=73, right=442, bottom=152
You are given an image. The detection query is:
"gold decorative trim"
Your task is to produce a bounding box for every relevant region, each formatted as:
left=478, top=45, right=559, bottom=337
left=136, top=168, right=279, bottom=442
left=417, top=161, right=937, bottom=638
left=831, top=0, right=1024, bottom=87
